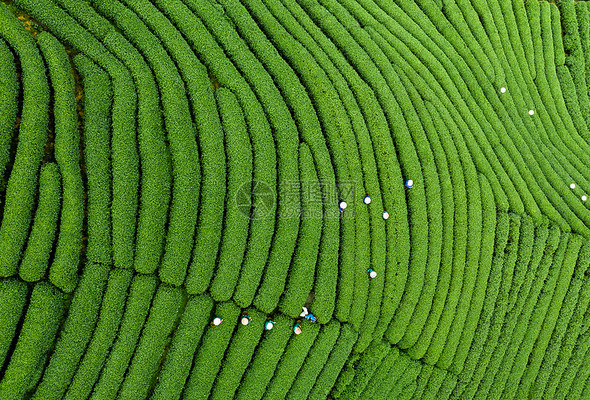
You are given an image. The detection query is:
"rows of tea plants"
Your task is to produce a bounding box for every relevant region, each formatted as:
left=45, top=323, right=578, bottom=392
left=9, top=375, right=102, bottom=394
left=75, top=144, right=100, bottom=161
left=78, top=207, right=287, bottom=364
left=1, top=0, right=590, bottom=398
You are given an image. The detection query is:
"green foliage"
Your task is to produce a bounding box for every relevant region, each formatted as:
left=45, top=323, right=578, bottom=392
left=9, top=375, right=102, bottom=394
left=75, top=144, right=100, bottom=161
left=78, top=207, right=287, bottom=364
left=18, top=163, right=61, bottom=282
left=33, top=263, right=110, bottom=400
left=0, top=4, right=49, bottom=277
left=0, top=279, right=29, bottom=369
left=151, top=294, right=213, bottom=400
left=0, top=38, right=18, bottom=181
left=262, top=320, right=321, bottom=400
left=91, top=0, right=200, bottom=284
left=210, top=88, right=252, bottom=302
left=209, top=308, right=266, bottom=400
left=64, top=268, right=133, bottom=400
left=117, top=285, right=184, bottom=400
left=309, top=325, right=358, bottom=399
left=183, top=301, right=241, bottom=399
left=235, top=314, right=293, bottom=400
left=287, top=321, right=341, bottom=399
left=38, top=31, right=83, bottom=293
left=336, top=340, right=390, bottom=399
left=0, top=282, right=64, bottom=399
left=279, top=143, right=322, bottom=317
left=74, top=54, right=113, bottom=265
left=91, top=274, right=158, bottom=400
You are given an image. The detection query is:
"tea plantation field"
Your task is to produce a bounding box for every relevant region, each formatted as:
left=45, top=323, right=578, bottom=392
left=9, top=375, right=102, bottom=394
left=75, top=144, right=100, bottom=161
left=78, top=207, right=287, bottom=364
left=1, top=0, right=590, bottom=398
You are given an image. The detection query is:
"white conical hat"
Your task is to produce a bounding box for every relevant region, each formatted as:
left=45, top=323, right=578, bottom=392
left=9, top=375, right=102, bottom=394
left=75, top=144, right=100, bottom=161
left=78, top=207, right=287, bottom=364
left=339, top=201, right=347, bottom=209
left=369, top=270, right=377, bottom=278
left=363, top=196, right=371, bottom=204
left=383, top=211, right=389, bottom=220
left=213, top=317, right=222, bottom=326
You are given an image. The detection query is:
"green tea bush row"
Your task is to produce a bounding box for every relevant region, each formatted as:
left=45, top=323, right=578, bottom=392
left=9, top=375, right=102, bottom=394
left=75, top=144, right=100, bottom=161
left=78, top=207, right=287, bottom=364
left=73, top=54, right=113, bottom=265
left=485, top=225, right=560, bottom=398
left=308, top=325, right=358, bottom=400
left=64, top=268, right=133, bottom=400
left=117, top=285, right=183, bottom=400
left=259, top=0, right=388, bottom=331
left=210, top=88, right=252, bottom=302
left=287, top=321, right=341, bottom=399
left=528, top=1, right=590, bottom=210
left=308, top=0, right=428, bottom=338
left=453, top=0, right=504, bottom=82
left=209, top=308, right=265, bottom=400
left=69, top=2, right=170, bottom=274
left=411, top=361, right=433, bottom=400
left=544, top=252, right=590, bottom=400
left=454, top=214, right=522, bottom=397
left=0, top=38, right=17, bottom=181
left=262, top=321, right=321, bottom=400
left=358, top=346, right=400, bottom=399
left=91, top=274, right=157, bottom=400
left=498, top=231, right=573, bottom=399
left=33, top=262, right=110, bottom=400
left=380, top=0, right=586, bottom=232
left=554, top=301, right=590, bottom=400
left=484, top=222, right=551, bottom=400
left=474, top=0, right=590, bottom=234
left=151, top=294, right=213, bottom=400
left=272, top=0, right=403, bottom=334
left=537, top=0, right=590, bottom=174
left=268, top=2, right=370, bottom=321
left=477, top=214, right=537, bottom=396
left=279, top=143, right=322, bottom=317
left=336, top=340, right=391, bottom=399
left=446, top=174, right=496, bottom=373
left=365, top=0, right=512, bottom=212
left=388, top=357, right=422, bottom=400
left=0, top=4, right=49, bottom=277
left=188, top=0, right=303, bottom=310
left=420, top=367, right=447, bottom=400
left=180, top=0, right=284, bottom=302
left=556, top=0, right=590, bottom=130
left=0, top=282, right=64, bottom=399
left=393, top=64, right=443, bottom=351
left=576, top=2, right=590, bottom=133
left=232, top=3, right=355, bottom=321
left=235, top=314, right=293, bottom=400
left=183, top=301, right=241, bottom=399
left=514, top=235, right=583, bottom=399
left=13, top=0, right=141, bottom=270
left=530, top=242, right=590, bottom=399
left=0, top=279, right=29, bottom=369
left=121, top=0, right=226, bottom=289
left=450, top=212, right=514, bottom=397
left=61, top=0, right=141, bottom=269
left=18, top=163, right=61, bottom=282
left=37, top=31, right=83, bottom=293
left=151, top=0, right=277, bottom=298
left=91, top=0, right=200, bottom=284
left=405, top=100, right=460, bottom=360
left=563, top=335, right=590, bottom=400
left=556, top=1, right=590, bottom=140
left=225, top=0, right=364, bottom=319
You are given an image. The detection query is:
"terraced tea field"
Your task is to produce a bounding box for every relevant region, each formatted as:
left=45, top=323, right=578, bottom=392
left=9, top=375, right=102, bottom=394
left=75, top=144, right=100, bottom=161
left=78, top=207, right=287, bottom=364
left=1, top=0, right=590, bottom=398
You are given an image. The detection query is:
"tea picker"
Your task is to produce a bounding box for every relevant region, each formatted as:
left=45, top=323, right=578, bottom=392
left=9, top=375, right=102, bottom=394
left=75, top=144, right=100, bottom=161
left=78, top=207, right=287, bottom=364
left=241, top=312, right=252, bottom=326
